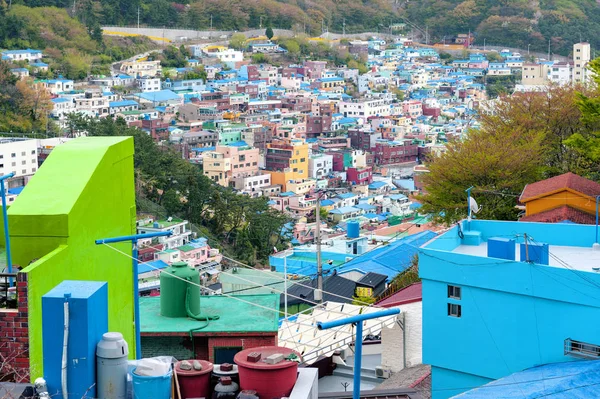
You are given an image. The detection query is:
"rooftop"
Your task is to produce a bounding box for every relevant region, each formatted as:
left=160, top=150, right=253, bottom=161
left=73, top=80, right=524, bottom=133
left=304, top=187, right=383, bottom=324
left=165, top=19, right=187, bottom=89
left=139, top=218, right=185, bottom=228
left=140, top=294, right=279, bottom=334
left=520, top=172, right=600, bottom=202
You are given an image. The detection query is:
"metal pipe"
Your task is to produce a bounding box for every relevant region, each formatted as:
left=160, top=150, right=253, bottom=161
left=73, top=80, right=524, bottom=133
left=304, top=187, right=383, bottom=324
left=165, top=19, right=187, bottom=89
left=284, top=254, right=288, bottom=320
left=61, top=293, right=70, bottom=399
left=465, top=186, right=473, bottom=231
left=595, top=195, right=600, bottom=244
left=317, top=308, right=400, bottom=399
left=0, top=173, right=15, bottom=287
left=95, top=231, right=173, bottom=359
left=95, top=231, right=172, bottom=244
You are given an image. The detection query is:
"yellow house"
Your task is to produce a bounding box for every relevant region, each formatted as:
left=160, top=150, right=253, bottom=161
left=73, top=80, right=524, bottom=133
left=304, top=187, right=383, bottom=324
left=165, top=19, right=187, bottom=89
left=266, top=139, right=308, bottom=191
left=203, top=151, right=232, bottom=186
left=519, top=172, right=600, bottom=224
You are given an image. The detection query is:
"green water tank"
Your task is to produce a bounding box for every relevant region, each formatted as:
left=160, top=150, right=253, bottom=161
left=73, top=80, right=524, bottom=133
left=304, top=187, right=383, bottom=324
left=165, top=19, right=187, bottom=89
left=160, top=261, right=201, bottom=318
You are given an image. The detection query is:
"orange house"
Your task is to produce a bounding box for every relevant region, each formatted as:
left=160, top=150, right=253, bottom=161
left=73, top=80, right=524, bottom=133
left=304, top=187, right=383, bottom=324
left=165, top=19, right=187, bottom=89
left=519, top=172, right=600, bottom=224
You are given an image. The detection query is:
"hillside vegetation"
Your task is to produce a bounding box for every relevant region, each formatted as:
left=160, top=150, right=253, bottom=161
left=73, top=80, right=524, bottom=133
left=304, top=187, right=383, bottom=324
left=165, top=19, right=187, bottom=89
left=0, top=3, right=158, bottom=79
left=11, top=0, right=600, bottom=55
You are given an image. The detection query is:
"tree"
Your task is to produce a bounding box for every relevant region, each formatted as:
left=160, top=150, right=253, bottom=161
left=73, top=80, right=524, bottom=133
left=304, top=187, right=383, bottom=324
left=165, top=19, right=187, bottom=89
left=564, top=59, right=600, bottom=178
left=229, top=32, right=247, bottom=50
left=265, top=26, right=274, bottom=41
left=417, top=126, right=545, bottom=225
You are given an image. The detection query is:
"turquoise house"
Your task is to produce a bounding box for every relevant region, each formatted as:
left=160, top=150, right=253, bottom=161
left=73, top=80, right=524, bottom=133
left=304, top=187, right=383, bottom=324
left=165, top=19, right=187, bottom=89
left=419, top=220, right=600, bottom=398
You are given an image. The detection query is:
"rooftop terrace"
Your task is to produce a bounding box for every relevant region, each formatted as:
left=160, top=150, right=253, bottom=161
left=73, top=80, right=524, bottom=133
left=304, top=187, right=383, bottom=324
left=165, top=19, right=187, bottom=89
left=140, top=294, right=279, bottom=334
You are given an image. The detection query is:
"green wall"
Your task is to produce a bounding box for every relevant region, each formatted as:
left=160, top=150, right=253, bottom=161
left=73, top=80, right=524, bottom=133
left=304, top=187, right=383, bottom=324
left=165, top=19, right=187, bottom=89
left=13, top=137, right=136, bottom=380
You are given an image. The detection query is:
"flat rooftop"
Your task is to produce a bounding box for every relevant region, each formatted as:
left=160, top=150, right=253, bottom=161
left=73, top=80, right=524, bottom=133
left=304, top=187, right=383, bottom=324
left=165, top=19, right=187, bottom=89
left=139, top=218, right=186, bottom=228
left=140, top=294, right=279, bottom=334
left=453, top=242, right=600, bottom=273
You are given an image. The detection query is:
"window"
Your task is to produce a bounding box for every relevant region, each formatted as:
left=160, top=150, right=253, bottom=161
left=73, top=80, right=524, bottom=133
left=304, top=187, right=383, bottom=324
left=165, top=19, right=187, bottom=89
left=448, top=285, right=461, bottom=299
left=565, top=339, right=600, bottom=359
left=11, top=153, right=15, bottom=158
left=21, top=152, right=25, bottom=156
left=11, top=162, right=15, bottom=167
left=447, top=303, right=461, bottom=318
left=32, top=159, right=36, bottom=164
left=21, top=161, right=26, bottom=165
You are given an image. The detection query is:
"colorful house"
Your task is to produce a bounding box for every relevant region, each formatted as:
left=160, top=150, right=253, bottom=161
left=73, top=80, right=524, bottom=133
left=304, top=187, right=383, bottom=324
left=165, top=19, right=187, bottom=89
left=420, top=219, right=600, bottom=398
left=0, top=137, right=137, bottom=381
left=519, top=172, right=600, bottom=224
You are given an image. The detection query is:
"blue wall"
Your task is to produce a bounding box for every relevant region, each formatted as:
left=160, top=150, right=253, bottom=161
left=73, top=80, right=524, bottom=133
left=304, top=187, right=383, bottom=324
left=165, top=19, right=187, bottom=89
left=431, top=366, right=492, bottom=399
left=420, top=220, right=600, bottom=399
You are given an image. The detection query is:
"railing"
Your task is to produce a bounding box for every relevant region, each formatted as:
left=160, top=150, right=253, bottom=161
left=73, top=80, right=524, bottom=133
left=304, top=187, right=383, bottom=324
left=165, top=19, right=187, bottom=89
left=0, top=273, right=18, bottom=309
left=565, top=338, right=600, bottom=359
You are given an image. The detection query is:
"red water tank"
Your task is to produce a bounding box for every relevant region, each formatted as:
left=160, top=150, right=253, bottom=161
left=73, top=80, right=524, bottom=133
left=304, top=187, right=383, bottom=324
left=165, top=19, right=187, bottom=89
left=234, top=346, right=301, bottom=399
left=175, top=360, right=214, bottom=399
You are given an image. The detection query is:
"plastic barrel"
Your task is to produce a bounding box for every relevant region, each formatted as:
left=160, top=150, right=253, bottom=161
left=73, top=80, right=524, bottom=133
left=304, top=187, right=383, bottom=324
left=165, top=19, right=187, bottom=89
left=131, top=369, right=172, bottom=399
left=175, top=360, right=213, bottom=399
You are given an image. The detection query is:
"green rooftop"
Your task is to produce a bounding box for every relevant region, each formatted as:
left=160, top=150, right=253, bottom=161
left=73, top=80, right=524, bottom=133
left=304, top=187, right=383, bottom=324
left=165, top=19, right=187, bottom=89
left=178, top=244, right=195, bottom=252
left=140, top=294, right=279, bottom=334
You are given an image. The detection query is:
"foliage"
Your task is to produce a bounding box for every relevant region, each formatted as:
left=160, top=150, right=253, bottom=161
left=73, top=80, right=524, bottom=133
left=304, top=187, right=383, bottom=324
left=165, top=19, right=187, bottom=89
left=387, top=256, right=420, bottom=293
left=229, top=33, right=247, bottom=50
left=0, top=62, right=53, bottom=132
left=419, top=82, right=599, bottom=225
left=251, top=53, right=270, bottom=64
left=155, top=45, right=189, bottom=68
left=265, top=26, right=274, bottom=40
left=418, top=124, right=545, bottom=225
left=66, top=115, right=291, bottom=264
left=485, top=75, right=517, bottom=98
left=564, top=59, right=600, bottom=178
left=352, top=295, right=375, bottom=306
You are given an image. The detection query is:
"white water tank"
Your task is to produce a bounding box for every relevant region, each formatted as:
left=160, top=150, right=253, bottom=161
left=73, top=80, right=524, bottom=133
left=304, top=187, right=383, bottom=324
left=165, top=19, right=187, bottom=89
left=97, top=332, right=129, bottom=399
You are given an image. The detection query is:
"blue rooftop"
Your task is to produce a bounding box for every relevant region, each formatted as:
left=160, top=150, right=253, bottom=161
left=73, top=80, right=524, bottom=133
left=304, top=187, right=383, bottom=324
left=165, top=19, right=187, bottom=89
left=109, top=100, right=138, bottom=108
left=368, top=181, right=387, bottom=189
left=330, top=206, right=360, bottom=214
left=339, top=230, right=437, bottom=278
left=138, top=260, right=169, bottom=275
left=136, top=90, right=180, bottom=102
left=337, top=192, right=357, bottom=199
left=454, top=360, right=600, bottom=399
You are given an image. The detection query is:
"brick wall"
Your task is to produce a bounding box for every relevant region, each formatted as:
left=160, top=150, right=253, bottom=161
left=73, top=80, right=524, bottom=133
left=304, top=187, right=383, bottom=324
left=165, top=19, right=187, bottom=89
left=0, top=273, right=29, bottom=382
left=142, top=333, right=277, bottom=363
left=207, top=334, right=276, bottom=363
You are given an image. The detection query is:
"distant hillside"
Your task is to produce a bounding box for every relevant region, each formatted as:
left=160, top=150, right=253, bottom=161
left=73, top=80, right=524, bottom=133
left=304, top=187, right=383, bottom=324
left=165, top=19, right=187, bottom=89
left=11, top=0, right=600, bottom=55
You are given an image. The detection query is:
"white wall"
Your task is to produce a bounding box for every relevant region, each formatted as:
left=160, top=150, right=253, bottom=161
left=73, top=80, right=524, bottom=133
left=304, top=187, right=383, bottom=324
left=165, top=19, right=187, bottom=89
left=381, top=301, right=422, bottom=372
left=0, top=140, right=38, bottom=178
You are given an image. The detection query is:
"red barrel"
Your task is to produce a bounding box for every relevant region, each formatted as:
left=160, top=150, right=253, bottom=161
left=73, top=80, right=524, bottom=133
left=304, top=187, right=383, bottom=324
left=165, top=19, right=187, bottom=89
left=175, top=360, right=213, bottom=399
left=234, top=346, right=301, bottom=399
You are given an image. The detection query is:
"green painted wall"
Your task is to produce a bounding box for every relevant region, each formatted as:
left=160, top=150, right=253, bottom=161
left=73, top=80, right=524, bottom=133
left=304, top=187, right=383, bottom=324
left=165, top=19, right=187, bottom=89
left=13, top=137, right=136, bottom=380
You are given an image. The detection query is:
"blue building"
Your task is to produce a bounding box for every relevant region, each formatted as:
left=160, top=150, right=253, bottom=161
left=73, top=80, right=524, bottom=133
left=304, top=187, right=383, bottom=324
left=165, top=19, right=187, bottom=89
left=419, top=220, right=600, bottom=398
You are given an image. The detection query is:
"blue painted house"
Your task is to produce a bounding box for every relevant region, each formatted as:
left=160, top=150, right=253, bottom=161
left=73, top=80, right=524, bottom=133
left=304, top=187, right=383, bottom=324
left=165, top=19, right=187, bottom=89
left=420, top=219, right=600, bottom=398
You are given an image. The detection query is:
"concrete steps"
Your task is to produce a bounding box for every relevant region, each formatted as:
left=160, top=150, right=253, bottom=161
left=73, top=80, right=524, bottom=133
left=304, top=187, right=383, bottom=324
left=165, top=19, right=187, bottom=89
left=332, top=364, right=382, bottom=383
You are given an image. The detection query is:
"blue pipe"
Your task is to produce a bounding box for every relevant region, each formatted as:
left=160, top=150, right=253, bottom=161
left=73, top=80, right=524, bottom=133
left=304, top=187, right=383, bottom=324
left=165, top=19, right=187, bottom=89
left=594, top=195, right=600, bottom=244
left=95, top=231, right=172, bottom=359
left=0, top=173, right=15, bottom=287
left=317, top=308, right=400, bottom=399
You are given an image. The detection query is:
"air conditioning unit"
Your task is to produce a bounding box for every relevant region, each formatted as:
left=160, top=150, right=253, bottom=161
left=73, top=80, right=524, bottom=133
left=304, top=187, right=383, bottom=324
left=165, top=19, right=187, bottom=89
left=375, top=366, right=391, bottom=379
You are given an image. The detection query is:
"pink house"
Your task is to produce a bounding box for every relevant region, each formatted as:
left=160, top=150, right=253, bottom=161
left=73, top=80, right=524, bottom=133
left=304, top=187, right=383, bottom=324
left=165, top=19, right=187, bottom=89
left=402, top=100, right=423, bottom=119
left=215, top=144, right=260, bottom=179
left=177, top=238, right=221, bottom=267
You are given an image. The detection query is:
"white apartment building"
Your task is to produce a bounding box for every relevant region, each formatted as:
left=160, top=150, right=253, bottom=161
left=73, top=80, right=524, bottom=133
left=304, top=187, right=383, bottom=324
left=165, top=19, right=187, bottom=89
left=308, top=154, right=333, bottom=179
left=120, top=60, right=162, bottom=78
left=548, top=62, right=572, bottom=85
left=137, top=77, right=162, bottom=92
left=573, top=42, right=591, bottom=85
left=230, top=173, right=272, bottom=197
left=521, top=63, right=549, bottom=86
left=339, top=93, right=397, bottom=118
left=137, top=218, right=192, bottom=249
left=43, top=78, right=74, bottom=95
left=214, top=49, right=243, bottom=66
left=74, top=93, right=110, bottom=117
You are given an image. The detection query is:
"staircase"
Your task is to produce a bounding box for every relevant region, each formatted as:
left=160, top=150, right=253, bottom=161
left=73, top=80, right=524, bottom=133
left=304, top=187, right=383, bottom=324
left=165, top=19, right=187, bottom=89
left=332, top=363, right=382, bottom=384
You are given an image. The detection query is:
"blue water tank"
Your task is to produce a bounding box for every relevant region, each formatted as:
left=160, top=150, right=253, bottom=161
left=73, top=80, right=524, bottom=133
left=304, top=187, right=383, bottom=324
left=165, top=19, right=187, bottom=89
left=347, top=221, right=360, bottom=239
left=42, top=281, right=108, bottom=399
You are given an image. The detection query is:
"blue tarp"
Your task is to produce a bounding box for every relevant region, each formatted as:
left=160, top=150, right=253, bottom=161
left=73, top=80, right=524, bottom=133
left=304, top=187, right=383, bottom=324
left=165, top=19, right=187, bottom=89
left=453, top=360, right=600, bottom=399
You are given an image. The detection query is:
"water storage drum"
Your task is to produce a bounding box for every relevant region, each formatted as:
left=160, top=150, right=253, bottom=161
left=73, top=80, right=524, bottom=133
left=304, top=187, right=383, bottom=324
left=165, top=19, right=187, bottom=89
left=234, top=346, right=302, bottom=399
left=96, top=332, right=129, bottom=399
left=175, top=360, right=213, bottom=399
left=160, top=261, right=200, bottom=317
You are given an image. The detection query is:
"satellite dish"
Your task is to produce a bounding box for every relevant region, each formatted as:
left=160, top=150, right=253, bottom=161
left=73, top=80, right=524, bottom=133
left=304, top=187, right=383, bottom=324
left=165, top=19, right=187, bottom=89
left=469, top=196, right=481, bottom=214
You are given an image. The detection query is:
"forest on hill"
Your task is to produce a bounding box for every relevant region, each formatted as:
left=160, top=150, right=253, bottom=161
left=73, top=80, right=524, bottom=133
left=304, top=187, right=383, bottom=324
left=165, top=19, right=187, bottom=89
left=8, top=0, right=600, bottom=55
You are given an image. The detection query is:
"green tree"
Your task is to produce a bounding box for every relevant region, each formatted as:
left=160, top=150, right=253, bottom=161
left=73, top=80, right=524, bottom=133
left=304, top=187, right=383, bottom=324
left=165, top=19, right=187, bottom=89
left=229, top=33, right=247, bottom=50
left=265, top=26, right=274, bottom=41
left=417, top=126, right=545, bottom=225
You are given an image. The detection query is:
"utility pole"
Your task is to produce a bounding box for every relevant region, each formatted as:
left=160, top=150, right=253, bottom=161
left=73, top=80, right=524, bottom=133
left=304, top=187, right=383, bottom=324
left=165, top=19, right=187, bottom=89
left=343, top=18, right=346, bottom=37
left=137, top=7, right=140, bottom=31
left=425, top=25, right=428, bottom=45
left=315, top=191, right=323, bottom=303
left=548, top=38, right=551, bottom=60
left=260, top=16, right=263, bottom=29
left=210, top=14, right=213, bottom=30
